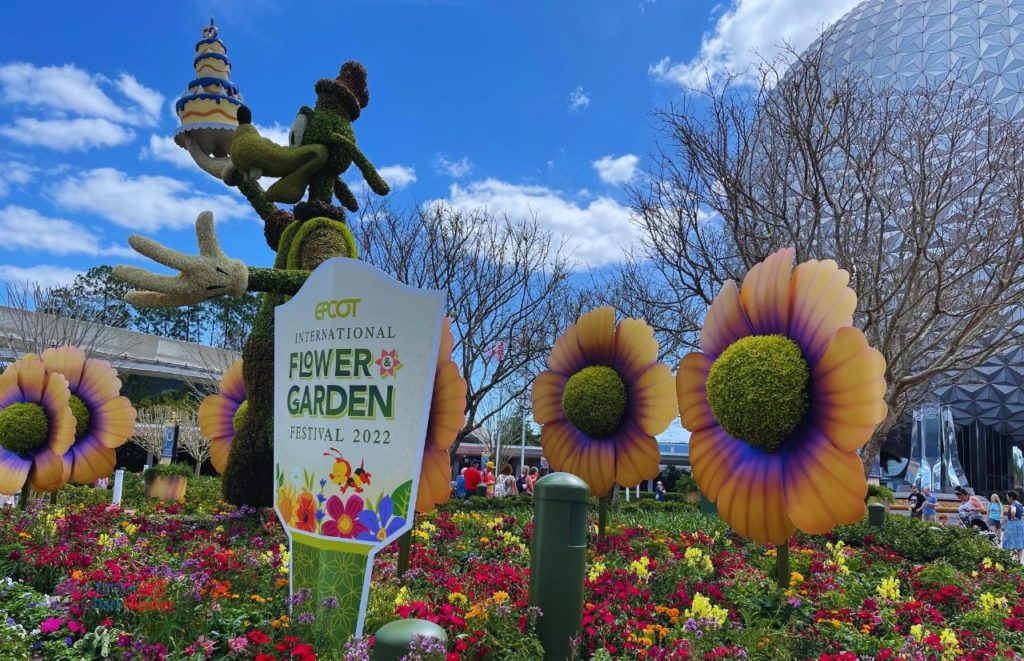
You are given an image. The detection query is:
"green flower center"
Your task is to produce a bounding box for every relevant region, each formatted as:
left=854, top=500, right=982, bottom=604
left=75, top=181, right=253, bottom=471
left=706, top=335, right=809, bottom=453
left=0, top=402, right=50, bottom=456
left=69, top=395, right=90, bottom=441
left=233, top=400, right=249, bottom=432
left=561, top=365, right=628, bottom=439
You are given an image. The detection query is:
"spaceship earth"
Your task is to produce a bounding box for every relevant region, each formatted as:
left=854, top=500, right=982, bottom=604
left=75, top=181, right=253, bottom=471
left=813, top=0, right=1024, bottom=120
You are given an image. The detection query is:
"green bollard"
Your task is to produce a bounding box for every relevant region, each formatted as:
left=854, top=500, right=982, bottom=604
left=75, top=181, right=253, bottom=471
left=867, top=502, right=886, bottom=528
left=372, top=619, right=447, bottom=661
left=528, top=472, right=589, bottom=661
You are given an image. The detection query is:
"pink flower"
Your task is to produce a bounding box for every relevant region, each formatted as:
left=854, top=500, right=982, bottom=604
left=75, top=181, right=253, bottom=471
left=40, top=617, right=65, bottom=634
left=321, top=494, right=369, bottom=539
left=229, top=636, right=249, bottom=652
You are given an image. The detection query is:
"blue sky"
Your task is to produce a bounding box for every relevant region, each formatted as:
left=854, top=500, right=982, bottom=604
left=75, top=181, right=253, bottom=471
left=0, top=0, right=864, bottom=287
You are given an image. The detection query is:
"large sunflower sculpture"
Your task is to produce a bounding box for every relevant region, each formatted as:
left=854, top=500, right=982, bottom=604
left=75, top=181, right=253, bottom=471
left=41, top=347, right=136, bottom=484
left=677, top=248, right=887, bottom=546
left=0, top=355, right=76, bottom=495
left=532, top=306, right=676, bottom=496
left=416, top=318, right=467, bottom=513
left=199, top=359, right=247, bottom=474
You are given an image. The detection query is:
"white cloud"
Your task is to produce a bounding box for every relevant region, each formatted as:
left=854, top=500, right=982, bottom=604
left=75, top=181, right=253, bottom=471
left=433, top=178, right=634, bottom=267
left=592, top=154, right=640, bottom=185
left=50, top=168, right=251, bottom=232
left=0, top=117, right=135, bottom=151
left=377, top=165, right=417, bottom=191
left=0, top=264, right=81, bottom=288
left=650, top=0, right=862, bottom=89
left=140, top=134, right=197, bottom=169
left=0, top=62, right=163, bottom=127
left=0, top=205, right=135, bottom=257
left=0, top=161, right=36, bottom=197
left=434, top=154, right=474, bottom=178
left=569, top=86, right=591, bottom=112
left=254, top=122, right=291, bottom=146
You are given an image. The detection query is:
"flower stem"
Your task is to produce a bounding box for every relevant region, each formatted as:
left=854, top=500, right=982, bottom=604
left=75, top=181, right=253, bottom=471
left=776, top=540, right=791, bottom=589
left=396, top=529, right=412, bottom=577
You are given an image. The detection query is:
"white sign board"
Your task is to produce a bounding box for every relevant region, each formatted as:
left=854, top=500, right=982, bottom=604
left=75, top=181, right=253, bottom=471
left=274, top=257, right=443, bottom=641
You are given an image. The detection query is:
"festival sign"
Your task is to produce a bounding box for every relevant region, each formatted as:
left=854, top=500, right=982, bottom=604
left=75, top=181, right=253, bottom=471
left=274, top=257, right=444, bottom=647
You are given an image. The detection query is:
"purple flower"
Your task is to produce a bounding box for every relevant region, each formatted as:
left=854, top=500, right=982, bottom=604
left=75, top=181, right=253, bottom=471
left=297, top=611, right=316, bottom=625
left=356, top=495, right=406, bottom=543
left=787, top=597, right=802, bottom=607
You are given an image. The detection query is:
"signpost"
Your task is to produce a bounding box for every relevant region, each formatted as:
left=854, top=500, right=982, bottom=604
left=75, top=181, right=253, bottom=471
left=274, top=258, right=444, bottom=652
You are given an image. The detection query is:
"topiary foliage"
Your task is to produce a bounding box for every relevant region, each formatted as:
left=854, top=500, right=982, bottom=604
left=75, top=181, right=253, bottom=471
left=68, top=395, right=90, bottom=441
left=705, top=334, right=809, bottom=452
left=0, top=403, right=49, bottom=455
left=561, top=365, right=628, bottom=439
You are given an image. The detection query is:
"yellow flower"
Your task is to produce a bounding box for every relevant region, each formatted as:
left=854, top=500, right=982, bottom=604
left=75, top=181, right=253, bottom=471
left=909, top=624, right=923, bottom=642
left=790, top=571, right=804, bottom=584
left=979, top=592, right=1009, bottom=614
left=271, top=615, right=290, bottom=629
left=492, top=591, right=509, bottom=604
left=684, top=547, right=714, bottom=573
left=876, top=576, right=900, bottom=601
left=588, top=562, right=607, bottom=582
left=684, top=593, right=728, bottom=626
left=394, top=586, right=410, bottom=606
left=448, top=592, right=468, bottom=606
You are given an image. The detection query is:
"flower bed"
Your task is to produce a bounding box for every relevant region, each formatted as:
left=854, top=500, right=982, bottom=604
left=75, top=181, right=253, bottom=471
left=1, top=477, right=1023, bottom=659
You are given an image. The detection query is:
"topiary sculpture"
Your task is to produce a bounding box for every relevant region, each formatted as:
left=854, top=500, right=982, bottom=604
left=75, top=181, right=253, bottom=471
left=114, top=25, right=390, bottom=507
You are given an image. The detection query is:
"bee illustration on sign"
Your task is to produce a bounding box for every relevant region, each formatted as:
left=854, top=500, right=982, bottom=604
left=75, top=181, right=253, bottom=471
left=323, top=447, right=372, bottom=494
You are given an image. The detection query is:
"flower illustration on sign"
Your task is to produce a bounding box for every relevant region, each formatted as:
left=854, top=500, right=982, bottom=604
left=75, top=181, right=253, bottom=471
left=357, top=495, right=405, bottom=542
left=294, top=491, right=318, bottom=532
left=375, top=350, right=402, bottom=378
left=322, top=494, right=369, bottom=539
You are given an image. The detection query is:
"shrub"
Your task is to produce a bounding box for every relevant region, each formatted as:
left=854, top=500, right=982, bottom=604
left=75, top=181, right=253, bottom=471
left=143, top=463, right=194, bottom=483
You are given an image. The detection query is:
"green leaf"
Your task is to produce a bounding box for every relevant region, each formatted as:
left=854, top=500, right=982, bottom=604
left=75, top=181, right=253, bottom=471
left=391, top=480, right=413, bottom=516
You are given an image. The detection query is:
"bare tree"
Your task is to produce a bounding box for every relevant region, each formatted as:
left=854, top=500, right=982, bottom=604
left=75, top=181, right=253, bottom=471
left=625, top=35, right=1024, bottom=475
left=0, top=280, right=130, bottom=361
left=356, top=200, right=586, bottom=460
left=132, top=406, right=178, bottom=463
left=175, top=410, right=211, bottom=475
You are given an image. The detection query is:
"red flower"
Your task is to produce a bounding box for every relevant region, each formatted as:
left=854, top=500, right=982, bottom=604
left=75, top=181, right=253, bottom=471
left=255, top=655, right=276, bottom=661
left=295, top=492, right=317, bottom=532
left=247, top=630, right=271, bottom=645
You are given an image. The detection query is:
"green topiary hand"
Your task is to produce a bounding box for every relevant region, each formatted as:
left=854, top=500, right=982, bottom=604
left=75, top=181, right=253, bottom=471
left=113, top=211, right=249, bottom=307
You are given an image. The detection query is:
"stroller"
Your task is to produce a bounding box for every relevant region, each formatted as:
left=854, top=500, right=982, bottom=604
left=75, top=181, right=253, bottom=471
left=957, top=511, right=999, bottom=544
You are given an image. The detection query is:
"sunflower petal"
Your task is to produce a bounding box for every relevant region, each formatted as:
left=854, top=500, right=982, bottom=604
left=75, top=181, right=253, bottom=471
left=689, top=425, right=747, bottom=502
left=91, top=396, right=136, bottom=448
left=0, top=371, right=20, bottom=408
left=416, top=447, right=453, bottom=513
left=15, top=357, right=45, bottom=403
left=613, top=421, right=661, bottom=487
left=540, top=419, right=581, bottom=472
left=219, top=359, right=246, bottom=405
left=29, top=448, right=66, bottom=492
left=69, top=437, right=116, bottom=484
left=677, top=352, right=716, bottom=432
left=576, top=306, right=616, bottom=365
left=612, top=318, right=659, bottom=382
left=813, top=327, right=888, bottom=452
left=210, top=437, right=231, bottom=474
left=700, top=280, right=753, bottom=357
left=579, top=439, right=616, bottom=495
left=77, top=358, right=122, bottom=405
left=739, top=247, right=794, bottom=336
left=788, top=259, right=857, bottom=364
left=199, top=394, right=238, bottom=442
left=629, top=363, right=677, bottom=436
left=0, top=449, right=30, bottom=495
left=783, top=426, right=867, bottom=534
left=532, top=371, right=568, bottom=425
left=716, top=451, right=794, bottom=545
left=427, top=361, right=466, bottom=452
left=41, top=346, right=87, bottom=392
left=43, top=376, right=74, bottom=456
left=548, top=325, right=586, bottom=375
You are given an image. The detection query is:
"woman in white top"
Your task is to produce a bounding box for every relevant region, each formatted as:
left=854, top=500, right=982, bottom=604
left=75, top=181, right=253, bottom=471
left=494, top=464, right=518, bottom=497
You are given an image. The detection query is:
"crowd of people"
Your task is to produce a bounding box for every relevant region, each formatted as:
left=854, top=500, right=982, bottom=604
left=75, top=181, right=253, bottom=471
left=907, top=484, right=1024, bottom=562
left=452, top=461, right=541, bottom=499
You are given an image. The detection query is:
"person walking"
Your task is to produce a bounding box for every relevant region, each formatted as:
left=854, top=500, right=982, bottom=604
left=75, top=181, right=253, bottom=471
left=515, top=466, right=528, bottom=495
left=922, top=487, right=938, bottom=522
left=483, top=462, right=496, bottom=497
left=526, top=467, right=539, bottom=495
left=463, top=462, right=482, bottom=498
left=907, top=484, right=925, bottom=519
left=455, top=468, right=467, bottom=500
left=494, top=464, right=518, bottom=497
left=988, top=494, right=1004, bottom=545
left=1003, top=491, right=1024, bottom=562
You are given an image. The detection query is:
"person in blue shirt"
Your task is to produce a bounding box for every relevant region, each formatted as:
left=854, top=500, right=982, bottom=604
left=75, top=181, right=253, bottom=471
left=988, top=494, right=1004, bottom=545
left=922, top=487, right=938, bottom=522
left=455, top=468, right=467, bottom=500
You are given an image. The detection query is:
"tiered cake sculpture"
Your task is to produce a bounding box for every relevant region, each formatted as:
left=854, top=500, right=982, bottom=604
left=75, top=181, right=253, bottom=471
left=114, top=18, right=391, bottom=509
left=174, top=19, right=243, bottom=159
